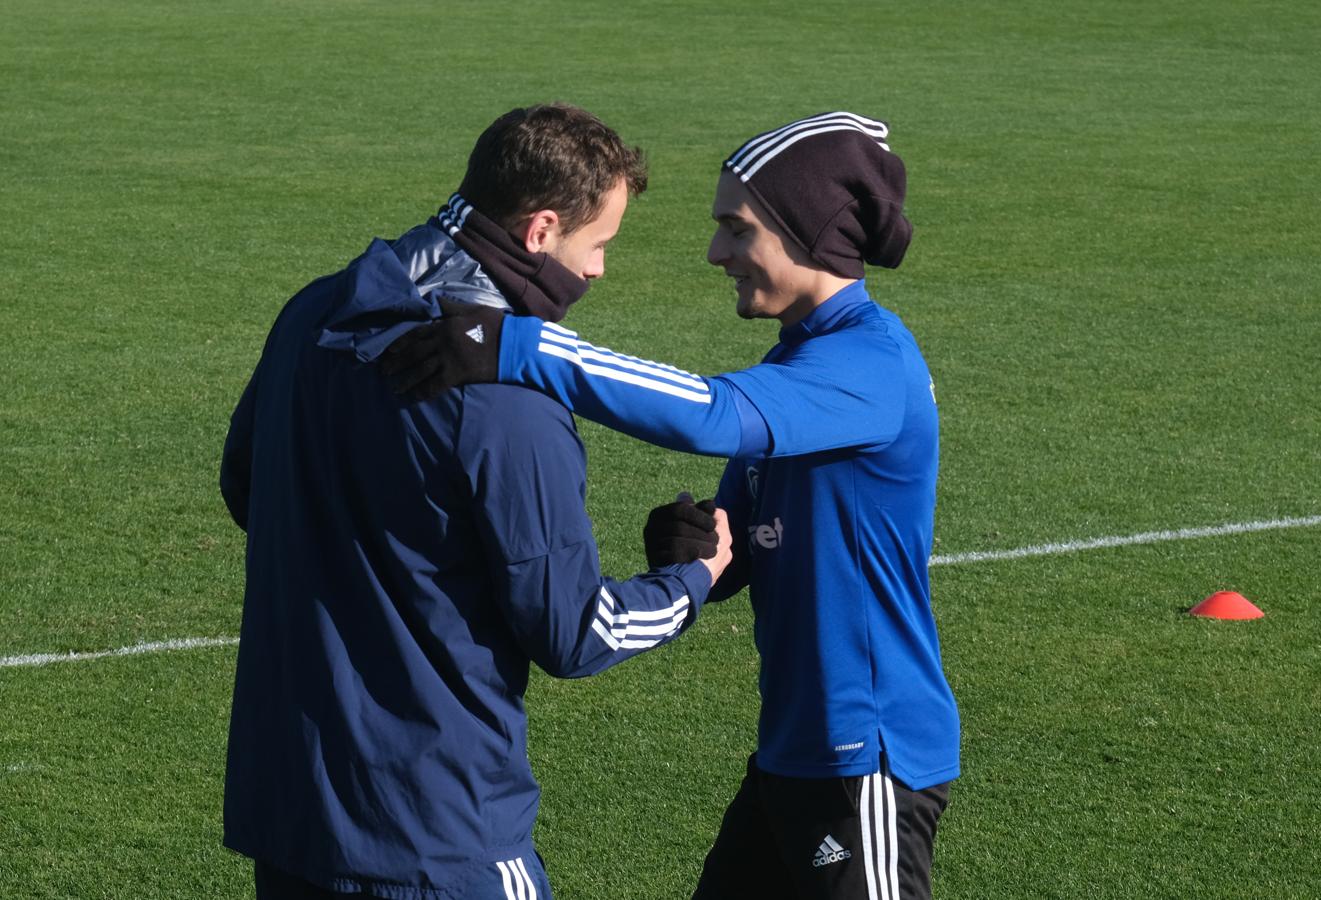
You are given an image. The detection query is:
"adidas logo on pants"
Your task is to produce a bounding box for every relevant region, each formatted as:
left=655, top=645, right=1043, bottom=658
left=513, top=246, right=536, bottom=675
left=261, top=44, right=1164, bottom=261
left=813, top=834, right=853, bottom=867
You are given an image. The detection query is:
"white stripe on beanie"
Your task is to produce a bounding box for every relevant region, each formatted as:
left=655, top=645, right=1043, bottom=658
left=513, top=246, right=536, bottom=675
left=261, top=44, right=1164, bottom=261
left=728, top=112, right=889, bottom=179
left=729, top=111, right=887, bottom=168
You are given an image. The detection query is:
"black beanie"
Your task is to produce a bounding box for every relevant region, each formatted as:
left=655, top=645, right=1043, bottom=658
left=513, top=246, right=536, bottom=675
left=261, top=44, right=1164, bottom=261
left=723, top=111, right=911, bottom=276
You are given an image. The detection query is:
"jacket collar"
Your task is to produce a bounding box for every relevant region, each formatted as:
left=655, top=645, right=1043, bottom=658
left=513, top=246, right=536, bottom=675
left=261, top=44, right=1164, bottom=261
left=778, top=279, right=870, bottom=347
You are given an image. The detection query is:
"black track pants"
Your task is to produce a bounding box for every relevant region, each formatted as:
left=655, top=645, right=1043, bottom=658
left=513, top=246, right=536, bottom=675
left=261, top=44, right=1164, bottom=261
left=693, top=753, right=950, bottom=900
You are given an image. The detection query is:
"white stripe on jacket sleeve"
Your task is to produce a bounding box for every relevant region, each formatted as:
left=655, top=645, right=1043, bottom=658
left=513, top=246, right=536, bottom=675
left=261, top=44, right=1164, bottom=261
left=535, top=324, right=712, bottom=404
left=539, top=326, right=707, bottom=385
left=496, top=860, right=517, bottom=900
left=515, top=857, right=538, bottom=900
left=589, top=587, right=690, bottom=651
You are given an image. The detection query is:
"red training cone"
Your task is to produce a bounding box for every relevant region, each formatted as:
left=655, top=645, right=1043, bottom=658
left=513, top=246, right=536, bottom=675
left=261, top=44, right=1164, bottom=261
left=1189, top=591, right=1263, bottom=620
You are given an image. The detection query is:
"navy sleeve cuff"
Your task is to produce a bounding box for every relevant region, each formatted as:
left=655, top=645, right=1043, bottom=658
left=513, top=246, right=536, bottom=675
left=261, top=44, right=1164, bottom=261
left=661, top=559, right=713, bottom=609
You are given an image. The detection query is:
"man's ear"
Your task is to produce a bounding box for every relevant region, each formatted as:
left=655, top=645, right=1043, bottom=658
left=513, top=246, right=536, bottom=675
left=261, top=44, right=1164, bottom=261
left=517, top=209, right=560, bottom=253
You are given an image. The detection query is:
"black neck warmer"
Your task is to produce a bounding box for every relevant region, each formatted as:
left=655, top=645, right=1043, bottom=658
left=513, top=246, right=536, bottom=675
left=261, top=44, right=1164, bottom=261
left=435, top=193, right=589, bottom=322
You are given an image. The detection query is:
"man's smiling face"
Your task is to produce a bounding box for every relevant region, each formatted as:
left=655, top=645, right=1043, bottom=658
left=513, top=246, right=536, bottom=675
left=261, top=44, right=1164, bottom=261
left=706, top=171, right=824, bottom=327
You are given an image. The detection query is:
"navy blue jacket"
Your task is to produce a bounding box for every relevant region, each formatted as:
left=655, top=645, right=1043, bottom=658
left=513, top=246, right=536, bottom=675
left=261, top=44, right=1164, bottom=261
left=220, top=235, right=711, bottom=896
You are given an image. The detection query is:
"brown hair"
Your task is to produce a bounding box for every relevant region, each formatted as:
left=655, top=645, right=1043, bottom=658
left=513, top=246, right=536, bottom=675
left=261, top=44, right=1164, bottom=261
left=458, top=103, right=648, bottom=235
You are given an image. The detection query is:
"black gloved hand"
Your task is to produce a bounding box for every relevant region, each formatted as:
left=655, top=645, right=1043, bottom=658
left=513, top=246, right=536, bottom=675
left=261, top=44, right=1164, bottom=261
left=379, top=299, right=504, bottom=400
left=643, top=496, right=718, bottom=568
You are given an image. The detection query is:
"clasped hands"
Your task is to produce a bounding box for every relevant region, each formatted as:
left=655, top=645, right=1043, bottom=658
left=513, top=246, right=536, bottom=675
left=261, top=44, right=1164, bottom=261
left=645, top=493, right=733, bottom=583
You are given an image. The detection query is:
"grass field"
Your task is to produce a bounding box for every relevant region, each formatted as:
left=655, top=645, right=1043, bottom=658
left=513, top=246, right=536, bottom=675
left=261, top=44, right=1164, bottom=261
left=3, top=0, right=1320, bottom=897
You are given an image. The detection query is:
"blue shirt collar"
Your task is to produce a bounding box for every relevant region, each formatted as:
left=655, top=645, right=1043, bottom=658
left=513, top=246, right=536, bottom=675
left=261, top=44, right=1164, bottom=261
left=778, top=279, right=870, bottom=346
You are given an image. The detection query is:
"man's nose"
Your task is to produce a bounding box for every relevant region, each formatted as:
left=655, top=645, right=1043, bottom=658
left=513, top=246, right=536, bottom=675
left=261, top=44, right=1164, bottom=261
left=706, top=232, right=725, bottom=267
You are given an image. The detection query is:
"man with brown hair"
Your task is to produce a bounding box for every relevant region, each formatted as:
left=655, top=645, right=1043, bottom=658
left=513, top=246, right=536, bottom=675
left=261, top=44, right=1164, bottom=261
left=380, top=111, right=959, bottom=900
left=219, top=104, right=731, bottom=899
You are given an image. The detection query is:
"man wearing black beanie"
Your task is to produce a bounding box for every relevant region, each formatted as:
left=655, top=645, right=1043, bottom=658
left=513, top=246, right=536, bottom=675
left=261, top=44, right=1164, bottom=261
left=382, top=112, right=960, bottom=900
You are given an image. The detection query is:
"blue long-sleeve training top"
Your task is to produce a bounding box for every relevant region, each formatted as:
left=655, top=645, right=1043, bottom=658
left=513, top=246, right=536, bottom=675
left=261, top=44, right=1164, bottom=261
left=491, top=280, right=960, bottom=789
left=219, top=231, right=712, bottom=897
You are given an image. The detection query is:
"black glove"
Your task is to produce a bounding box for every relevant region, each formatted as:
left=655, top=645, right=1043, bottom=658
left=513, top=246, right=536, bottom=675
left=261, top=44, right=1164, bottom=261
left=379, top=299, right=503, bottom=400
left=643, top=496, right=718, bottom=568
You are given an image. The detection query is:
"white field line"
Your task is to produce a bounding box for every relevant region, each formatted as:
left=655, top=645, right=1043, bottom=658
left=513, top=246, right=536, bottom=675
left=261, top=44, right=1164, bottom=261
left=929, top=514, right=1321, bottom=566
left=0, top=636, right=238, bottom=669
left=2, top=515, right=1318, bottom=670
left=3, top=762, right=44, bottom=774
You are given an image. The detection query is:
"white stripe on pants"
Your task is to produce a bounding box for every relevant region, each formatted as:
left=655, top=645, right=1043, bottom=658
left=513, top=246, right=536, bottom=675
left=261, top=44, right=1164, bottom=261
left=859, top=769, right=900, bottom=900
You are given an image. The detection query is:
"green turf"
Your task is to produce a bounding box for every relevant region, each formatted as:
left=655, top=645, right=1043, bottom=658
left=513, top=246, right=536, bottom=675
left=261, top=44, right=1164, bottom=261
left=2, top=0, right=1319, bottom=896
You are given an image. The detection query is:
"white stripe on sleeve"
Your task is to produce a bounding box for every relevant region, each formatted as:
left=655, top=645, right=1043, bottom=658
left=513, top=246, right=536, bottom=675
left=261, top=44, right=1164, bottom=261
left=496, top=860, right=517, bottom=900
left=596, top=595, right=690, bottom=637
left=515, top=857, right=539, bottom=900
left=536, top=337, right=712, bottom=404
left=512, top=858, right=527, bottom=900
left=590, top=594, right=690, bottom=651
left=591, top=618, right=621, bottom=651
left=541, top=324, right=706, bottom=380
left=616, top=604, right=694, bottom=622
left=538, top=330, right=709, bottom=393
left=538, top=343, right=713, bottom=403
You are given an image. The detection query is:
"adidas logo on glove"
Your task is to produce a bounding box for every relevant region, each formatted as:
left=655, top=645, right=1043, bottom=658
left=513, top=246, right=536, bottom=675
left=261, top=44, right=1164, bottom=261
left=813, top=834, right=852, bottom=867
